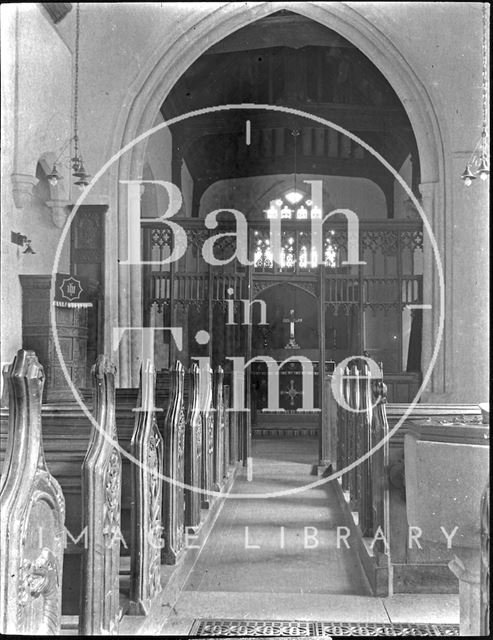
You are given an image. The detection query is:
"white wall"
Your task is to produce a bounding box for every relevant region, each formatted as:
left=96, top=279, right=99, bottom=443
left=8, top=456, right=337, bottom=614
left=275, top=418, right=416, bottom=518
left=181, top=161, right=194, bottom=217
left=199, top=174, right=387, bottom=219
left=1, top=4, right=71, bottom=368
left=394, top=156, right=415, bottom=220
left=141, top=113, right=173, bottom=218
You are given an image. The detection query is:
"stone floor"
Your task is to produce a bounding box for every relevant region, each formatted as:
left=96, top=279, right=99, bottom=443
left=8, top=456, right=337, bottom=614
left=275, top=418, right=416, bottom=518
left=63, top=437, right=460, bottom=635
left=157, top=438, right=459, bottom=635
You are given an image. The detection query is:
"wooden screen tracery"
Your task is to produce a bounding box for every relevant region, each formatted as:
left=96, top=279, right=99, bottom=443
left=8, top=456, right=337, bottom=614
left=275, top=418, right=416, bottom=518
left=142, top=219, right=423, bottom=379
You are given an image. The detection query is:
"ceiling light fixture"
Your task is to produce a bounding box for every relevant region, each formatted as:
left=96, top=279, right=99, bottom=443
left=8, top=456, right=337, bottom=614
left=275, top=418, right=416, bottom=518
left=46, top=3, right=91, bottom=191
left=285, top=129, right=303, bottom=204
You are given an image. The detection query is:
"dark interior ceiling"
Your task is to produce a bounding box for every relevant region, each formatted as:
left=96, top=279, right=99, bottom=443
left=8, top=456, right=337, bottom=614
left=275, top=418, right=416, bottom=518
left=160, top=11, right=420, bottom=217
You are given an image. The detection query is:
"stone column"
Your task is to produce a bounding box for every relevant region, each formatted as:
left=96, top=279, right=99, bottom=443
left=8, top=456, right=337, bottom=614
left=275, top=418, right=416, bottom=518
left=449, top=152, right=489, bottom=403
left=419, top=180, right=447, bottom=400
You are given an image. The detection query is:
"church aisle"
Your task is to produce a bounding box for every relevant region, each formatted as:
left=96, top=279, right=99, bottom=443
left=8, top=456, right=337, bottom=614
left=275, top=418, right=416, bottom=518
left=182, top=437, right=371, bottom=595
left=117, top=437, right=460, bottom=635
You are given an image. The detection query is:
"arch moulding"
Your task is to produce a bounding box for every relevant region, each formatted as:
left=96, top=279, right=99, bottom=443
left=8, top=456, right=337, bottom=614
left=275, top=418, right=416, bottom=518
left=107, top=2, right=447, bottom=393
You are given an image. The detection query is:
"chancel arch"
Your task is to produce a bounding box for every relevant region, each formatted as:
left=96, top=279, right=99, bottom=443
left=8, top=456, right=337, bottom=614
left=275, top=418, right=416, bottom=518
left=111, top=2, right=446, bottom=398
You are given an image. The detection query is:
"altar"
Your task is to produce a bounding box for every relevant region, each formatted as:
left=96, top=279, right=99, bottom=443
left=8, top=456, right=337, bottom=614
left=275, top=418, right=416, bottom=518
left=250, top=358, right=336, bottom=436
left=250, top=302, right=336, bottom=434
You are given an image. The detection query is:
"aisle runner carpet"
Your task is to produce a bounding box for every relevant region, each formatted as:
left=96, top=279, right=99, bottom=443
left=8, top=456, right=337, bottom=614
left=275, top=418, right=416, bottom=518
left=190, top=619, right=459, bottom=636
left=184, top=438, right=370, bottom=595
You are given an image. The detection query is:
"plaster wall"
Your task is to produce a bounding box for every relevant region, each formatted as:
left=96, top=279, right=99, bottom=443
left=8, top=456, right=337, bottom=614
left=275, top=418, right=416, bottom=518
left=141, top=113, right=173, bottom=217
left=199, top=175, right=387, bottom=219
left=1, top=4, right=71, bottom=369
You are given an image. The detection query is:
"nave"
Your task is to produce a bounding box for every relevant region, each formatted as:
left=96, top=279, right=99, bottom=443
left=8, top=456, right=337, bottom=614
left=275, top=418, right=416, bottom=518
left=120, top=439, right=460, bottom=637
left=1, top=348, right=488, bottom=636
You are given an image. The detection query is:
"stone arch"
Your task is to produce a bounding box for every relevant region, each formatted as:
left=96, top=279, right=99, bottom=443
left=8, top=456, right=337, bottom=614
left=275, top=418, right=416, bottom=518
left=108, top=2, right=446, bottom=387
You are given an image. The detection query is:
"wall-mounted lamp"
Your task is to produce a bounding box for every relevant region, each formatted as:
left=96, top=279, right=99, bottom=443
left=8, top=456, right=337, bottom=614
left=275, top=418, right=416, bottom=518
left=11, top=232, right=36, bottom=255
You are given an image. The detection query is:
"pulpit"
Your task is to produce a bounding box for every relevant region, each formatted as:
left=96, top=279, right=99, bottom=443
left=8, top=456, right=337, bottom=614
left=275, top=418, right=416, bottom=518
left=20, top=274, right=98, bottom=402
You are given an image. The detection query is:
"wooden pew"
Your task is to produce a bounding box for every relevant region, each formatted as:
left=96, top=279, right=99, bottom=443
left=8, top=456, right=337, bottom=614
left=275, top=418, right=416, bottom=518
left=327, top=358, right=486, bottom=596
left=0, top=354, right=245, bottom=630
left=480, top=482, right=489, bottom=636
left=334, top=361, right=387, bottom=539
left=0, top=350, right=66, bottom=635
left=79, top=356, right=122, bottom=635
left=225, top=373, right=241, bottom=466
left=223, top=385, right=231, bottom=479
left=128, top=362, right=164, bottom=615
left=184, top=363, right=202, bottom=531
left=368, top=379, right=389, bottom=555
left=201, top=365, right=214, bottom=508
left=161, top=361, right=186, bottom=564
left=212, top=366, right=225, bottom=491
left=357, top=363, right=373, bottom=537
left=329, top=359, right=391, bottom=594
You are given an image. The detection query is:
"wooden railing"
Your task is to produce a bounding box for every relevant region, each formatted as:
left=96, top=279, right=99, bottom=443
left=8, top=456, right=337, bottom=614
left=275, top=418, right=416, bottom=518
left=0, top=350, right=241, bottom=635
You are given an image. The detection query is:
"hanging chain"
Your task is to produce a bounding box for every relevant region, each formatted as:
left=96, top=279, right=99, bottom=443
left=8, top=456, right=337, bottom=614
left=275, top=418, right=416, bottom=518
left=481, top=2, right=488, bottom=170
left=73, top=2, right=80, bottom=164
left=481, top=3, right=488, bottom=147
left=292, top=129, right=300, bottom=194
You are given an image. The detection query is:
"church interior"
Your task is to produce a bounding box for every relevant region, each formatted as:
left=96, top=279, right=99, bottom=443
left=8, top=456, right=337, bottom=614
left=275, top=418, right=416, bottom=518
left=0, top=3, right=489, bottom=637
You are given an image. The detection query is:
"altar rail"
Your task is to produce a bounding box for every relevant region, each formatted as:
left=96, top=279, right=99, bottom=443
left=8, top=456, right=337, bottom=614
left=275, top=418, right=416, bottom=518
left=0, top=350, right=242, bottom=635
